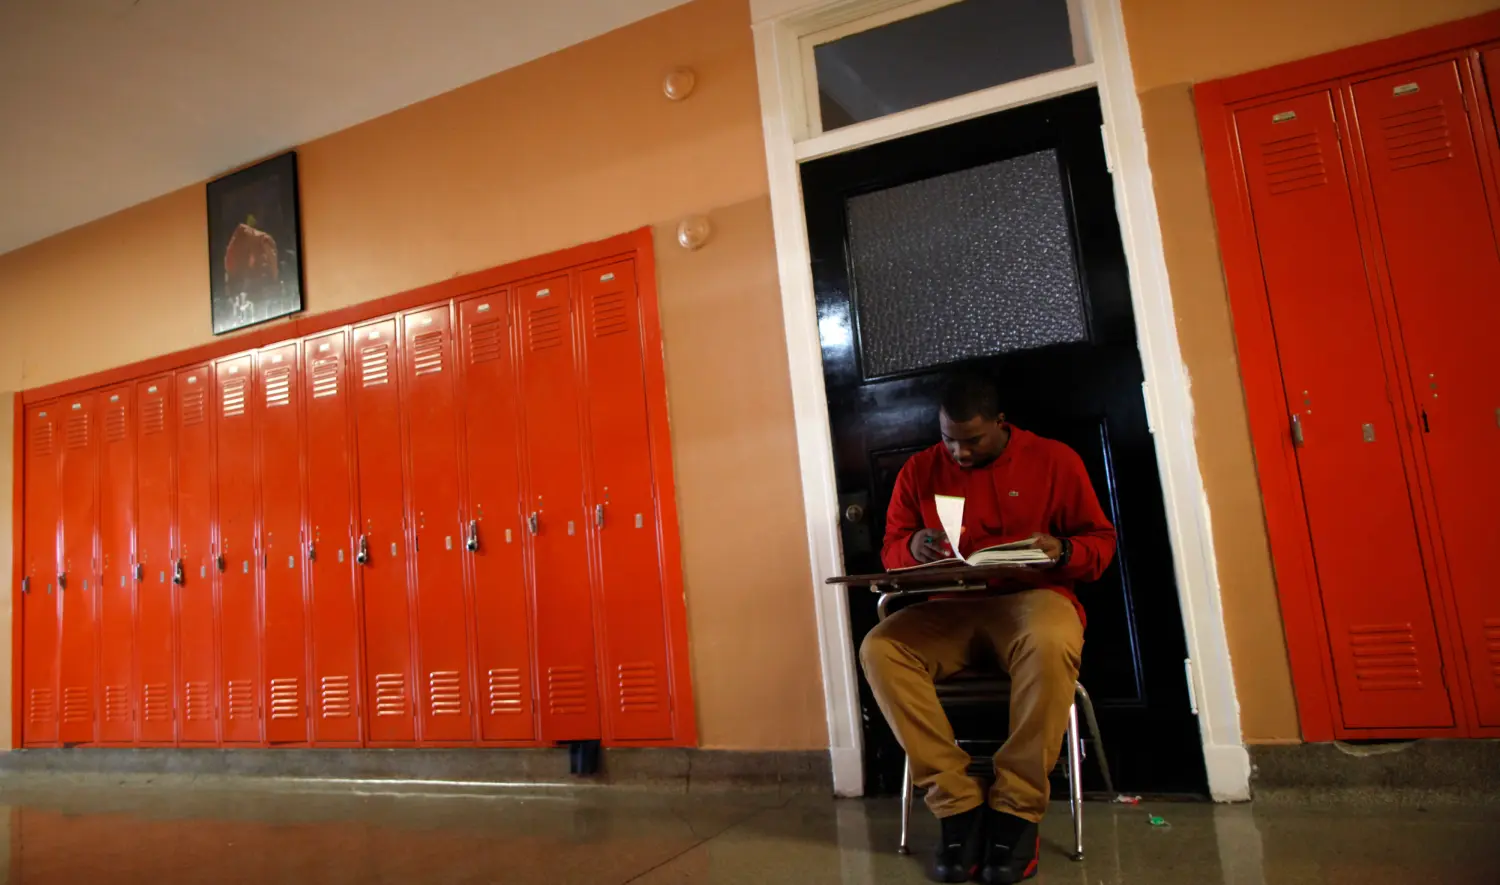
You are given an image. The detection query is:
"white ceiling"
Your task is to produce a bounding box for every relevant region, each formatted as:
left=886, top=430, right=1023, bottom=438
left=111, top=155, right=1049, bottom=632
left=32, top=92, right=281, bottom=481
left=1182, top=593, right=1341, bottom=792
left=0, top=0, right=690, bottom=257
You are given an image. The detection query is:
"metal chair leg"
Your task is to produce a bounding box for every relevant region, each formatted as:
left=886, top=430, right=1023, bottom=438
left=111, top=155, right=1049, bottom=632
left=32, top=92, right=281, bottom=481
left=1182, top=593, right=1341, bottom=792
left=899, top=755, right=913, bottom=855
left=1067, top=701, right=1084, bottom=861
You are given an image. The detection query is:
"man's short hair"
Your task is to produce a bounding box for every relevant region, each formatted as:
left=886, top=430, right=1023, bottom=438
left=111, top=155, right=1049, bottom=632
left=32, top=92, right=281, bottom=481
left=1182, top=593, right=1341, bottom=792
left=939, top=373, right=1002, bottom=422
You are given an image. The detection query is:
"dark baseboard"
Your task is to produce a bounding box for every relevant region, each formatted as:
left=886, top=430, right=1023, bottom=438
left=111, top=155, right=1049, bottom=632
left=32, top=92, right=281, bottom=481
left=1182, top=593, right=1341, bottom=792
left=0, top=747, right=832, bottom=795
left=1250, top=739, right=1500, bottom=804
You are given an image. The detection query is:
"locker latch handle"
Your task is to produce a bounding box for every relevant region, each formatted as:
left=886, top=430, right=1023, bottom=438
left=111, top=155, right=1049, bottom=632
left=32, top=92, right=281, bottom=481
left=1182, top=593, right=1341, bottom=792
left=528, top=513, right=539, bottom=535
left=20, top=576, right=30, bottom=595
left=133, top=563, right=144, bottom=582
left=466, top=520, right=480, bottom=552
left=307, top=541, right=316, bottom=563
left=356, top=534, right=370, bottom=565
left=1290, top=413, right=1305, bottom=448
left=172, top=559, right=185, bottom=586
left=57, top=572, right=66, bottom=591
left=215, top=553, right=226, bottom=572
left=595, top=504, right=606, bottom=528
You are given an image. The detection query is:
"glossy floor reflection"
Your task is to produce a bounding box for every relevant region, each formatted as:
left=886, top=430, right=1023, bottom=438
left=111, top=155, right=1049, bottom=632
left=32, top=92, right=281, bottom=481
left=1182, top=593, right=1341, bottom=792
left=0, top=780, right=1496, bottom=884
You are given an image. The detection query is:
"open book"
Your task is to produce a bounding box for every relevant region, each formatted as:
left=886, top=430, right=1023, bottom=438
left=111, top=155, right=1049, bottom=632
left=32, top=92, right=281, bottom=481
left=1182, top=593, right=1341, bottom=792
left=890, top=493, right=1054, bottom=571
left=891, top=538, right=1053, bottom=571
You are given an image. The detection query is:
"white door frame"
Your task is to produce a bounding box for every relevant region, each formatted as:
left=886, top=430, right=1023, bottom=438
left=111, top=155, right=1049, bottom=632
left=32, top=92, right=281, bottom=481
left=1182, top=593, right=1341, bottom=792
left=749, top=0, right=1250, bottom=801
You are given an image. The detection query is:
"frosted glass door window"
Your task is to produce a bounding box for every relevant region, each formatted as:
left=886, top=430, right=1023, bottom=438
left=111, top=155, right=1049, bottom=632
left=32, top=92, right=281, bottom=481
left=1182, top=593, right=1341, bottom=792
left=845, top=148, right=1086, bottom=377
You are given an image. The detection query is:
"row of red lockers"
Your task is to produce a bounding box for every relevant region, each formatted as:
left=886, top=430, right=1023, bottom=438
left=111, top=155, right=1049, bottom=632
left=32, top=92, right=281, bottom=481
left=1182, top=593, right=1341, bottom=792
left=17, top=257, right=692, bottom=747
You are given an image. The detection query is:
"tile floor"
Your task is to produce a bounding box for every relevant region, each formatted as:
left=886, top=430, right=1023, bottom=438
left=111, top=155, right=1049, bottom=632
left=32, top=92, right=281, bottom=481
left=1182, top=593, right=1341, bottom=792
left=0, top=779, right=1495, bottom=883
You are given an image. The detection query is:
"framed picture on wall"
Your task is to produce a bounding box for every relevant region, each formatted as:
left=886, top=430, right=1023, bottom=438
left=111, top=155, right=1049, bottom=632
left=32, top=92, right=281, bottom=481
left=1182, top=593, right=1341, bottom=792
left=207, top=151, right=304, bottom=335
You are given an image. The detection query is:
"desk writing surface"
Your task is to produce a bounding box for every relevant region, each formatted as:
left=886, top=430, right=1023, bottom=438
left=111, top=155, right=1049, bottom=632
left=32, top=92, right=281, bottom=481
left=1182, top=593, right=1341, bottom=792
left=825, top=563, right=1051, bottom=589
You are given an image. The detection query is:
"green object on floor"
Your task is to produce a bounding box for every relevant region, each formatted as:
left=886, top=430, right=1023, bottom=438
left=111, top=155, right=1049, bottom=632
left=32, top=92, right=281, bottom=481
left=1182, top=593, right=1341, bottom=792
left=1149, top=815, right=1170, bottom=828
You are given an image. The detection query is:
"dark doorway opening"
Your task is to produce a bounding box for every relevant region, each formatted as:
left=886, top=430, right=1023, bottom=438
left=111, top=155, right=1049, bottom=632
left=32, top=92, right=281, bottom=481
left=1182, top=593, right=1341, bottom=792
left=802, top=88, right=1208, bottom=797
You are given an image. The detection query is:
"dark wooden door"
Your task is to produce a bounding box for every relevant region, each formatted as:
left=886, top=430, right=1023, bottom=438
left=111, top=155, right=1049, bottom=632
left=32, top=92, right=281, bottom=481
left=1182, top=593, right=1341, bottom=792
left=802, top=89, right=1206, bottom=795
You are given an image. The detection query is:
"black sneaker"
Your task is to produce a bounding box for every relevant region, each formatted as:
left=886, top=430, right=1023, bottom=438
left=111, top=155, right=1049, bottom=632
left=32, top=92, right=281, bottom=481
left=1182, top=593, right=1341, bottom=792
left=927, top=806, right=984, bottom=883
left=979, top=808, right=1039, bottom=884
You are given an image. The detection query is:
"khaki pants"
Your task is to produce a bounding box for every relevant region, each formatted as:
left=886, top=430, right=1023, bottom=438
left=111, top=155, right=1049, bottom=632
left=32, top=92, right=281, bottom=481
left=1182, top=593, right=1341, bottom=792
left=859, top=588, right=1083, bottom=822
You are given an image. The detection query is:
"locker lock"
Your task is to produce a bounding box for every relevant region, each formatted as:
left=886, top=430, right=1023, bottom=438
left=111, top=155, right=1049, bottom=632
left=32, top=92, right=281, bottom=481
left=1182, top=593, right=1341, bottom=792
left=173, top=559, right=186, bottom=586
left=466, top=520, right=480, bottom=552
left=528, top=513, right=539, bottom=535
left=133, top=563, right=144, bottom=582
left=20, top=576, right=29, bottom=595
left=356, top=534, right=370, bottom=565
left=307, top=541, right=316, bottom=563
left=57, top=571, right=66, bottom=591
left=216, top=553, right=226, bottom=572
left=595, top=504, right=606, bottom=528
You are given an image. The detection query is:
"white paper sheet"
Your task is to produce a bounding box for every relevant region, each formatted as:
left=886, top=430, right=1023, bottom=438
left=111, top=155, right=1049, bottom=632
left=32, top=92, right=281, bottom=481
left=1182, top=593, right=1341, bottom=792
left=934, top=494, right=967, bottom=564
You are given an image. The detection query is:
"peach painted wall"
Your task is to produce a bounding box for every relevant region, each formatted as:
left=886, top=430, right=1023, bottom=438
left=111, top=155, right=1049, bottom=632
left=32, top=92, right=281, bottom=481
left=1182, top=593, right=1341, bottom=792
left=1120, top=0, right=1500, bottom=743
left=0, top=0, right=828, bottom=750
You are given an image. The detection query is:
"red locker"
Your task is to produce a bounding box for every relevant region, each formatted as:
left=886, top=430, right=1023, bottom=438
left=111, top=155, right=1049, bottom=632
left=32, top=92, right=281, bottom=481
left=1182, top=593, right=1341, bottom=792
left=579, top=263, right=674, bottom=741
left=401, top=305, right=475, bottom=743
left=57, top=394, right=99, bottom=744
left=215, top=354, right=261, bottom=743
left=517, top=276, right=602, bottom=742
left=257, top=342, right=308, bottom=743
left=1236, top=92, right=1454, bottom=729
left=135, top=376, right=176, bottom=744
left=1352, top=62, right=1500, bottom=726
left=303, top=330, right=364, bottom=744
left=175, top=365, right=218, bottom=744
left=457, top=293, right=537, bottom=743
left=97, top=386, right=136, bottom=743
left=351, top=318, right=417, bottom=743
left=21, top=403, right=61, bottom=745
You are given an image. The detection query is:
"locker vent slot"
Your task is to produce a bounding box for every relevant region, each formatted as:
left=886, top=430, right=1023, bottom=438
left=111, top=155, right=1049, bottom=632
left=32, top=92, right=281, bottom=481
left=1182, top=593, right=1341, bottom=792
left=1486, top=619, right=1500, bottom=688
left=105, top=404, right=128, bottom=442
left=142, top=683, right=171, bottom=722
left=62, top=686, right=92, bottom=723
left=528, top=306, right=565, bottom=351
left=1258, top=131, right=1327, bottom=195
left=375, top=673, right=408, bottom=716
left=30, top=420, right=54, bottom=456
left=181, top=387, right=207, bottom=426
left=468, top=318, right=504, bottom=364
left=1349, top=624, right=1423, bottom=691
left=104, top=684, right=130, bottom=722
left=221, top=377, right=249, bottom=418
left=487, top=668, right=524, bottom=715
left=320, top=675, right=353, bottom=718
left=1381, top=102, right=1453, bottom=171
left=592, top=291, right=630, bottom=338
left=617, top=662, right=661, bottom=712
left=141, top=397, right=166, bottom=435
left=546, top=666, right=587, bottom=715
left=227, top=679, right=256, bottom=719
left=27, top=688, right=54, bottom=725
left=412, top=330, right=445, bottom=376
left=264, top=366, right=293, bottom=408
left=360, top=343, right=391, bottom=388
left=184, top=681, right=212, bottom=721
left=269, top=678, right=301, bottom=719
left=66, top=412, right=90, bottom=449
left=311, top=356, right=341, bottom=399
left=428, top=670, right=463, bottom=715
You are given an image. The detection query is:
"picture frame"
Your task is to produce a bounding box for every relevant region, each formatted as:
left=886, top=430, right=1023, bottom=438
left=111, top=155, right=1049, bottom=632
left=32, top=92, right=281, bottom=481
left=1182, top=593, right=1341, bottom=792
left=206, top=151, right=304, bottom=335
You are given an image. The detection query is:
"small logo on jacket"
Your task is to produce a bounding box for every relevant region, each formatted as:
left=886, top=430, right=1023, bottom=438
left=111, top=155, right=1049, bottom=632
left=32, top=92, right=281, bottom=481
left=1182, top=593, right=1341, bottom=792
left=1009, top=490, right=1020, bottom=497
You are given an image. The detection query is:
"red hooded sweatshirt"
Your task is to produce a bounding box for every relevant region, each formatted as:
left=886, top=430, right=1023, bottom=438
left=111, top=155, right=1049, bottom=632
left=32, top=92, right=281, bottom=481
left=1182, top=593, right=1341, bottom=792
left=881, top=426, right=1117, bottom=627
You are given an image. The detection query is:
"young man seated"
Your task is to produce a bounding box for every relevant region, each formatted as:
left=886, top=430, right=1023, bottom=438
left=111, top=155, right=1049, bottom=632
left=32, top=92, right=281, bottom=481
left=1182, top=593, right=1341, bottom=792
left=859, top=374, right=1117, bottom=883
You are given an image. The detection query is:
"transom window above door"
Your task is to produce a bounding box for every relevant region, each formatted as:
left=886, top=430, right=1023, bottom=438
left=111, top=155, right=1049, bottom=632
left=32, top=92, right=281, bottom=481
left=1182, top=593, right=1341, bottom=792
left=801, top=0, right=1089, bottom=135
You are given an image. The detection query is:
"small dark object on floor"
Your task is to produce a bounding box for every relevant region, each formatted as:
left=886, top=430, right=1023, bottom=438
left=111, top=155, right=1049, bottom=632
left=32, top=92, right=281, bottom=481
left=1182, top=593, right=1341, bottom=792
left=568, top=740, right=601, bottom=776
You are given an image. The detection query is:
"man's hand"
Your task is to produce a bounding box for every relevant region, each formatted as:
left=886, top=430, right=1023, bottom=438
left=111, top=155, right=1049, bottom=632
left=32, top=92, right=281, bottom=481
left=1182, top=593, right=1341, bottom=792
left=1029, top=533, right=1064, bottom=565
left=908, top=530, right=950, bottom=563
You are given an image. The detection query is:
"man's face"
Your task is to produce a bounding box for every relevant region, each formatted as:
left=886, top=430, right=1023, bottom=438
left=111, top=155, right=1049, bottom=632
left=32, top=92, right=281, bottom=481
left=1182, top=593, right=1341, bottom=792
left=939, top=410, right=1008, bottom=468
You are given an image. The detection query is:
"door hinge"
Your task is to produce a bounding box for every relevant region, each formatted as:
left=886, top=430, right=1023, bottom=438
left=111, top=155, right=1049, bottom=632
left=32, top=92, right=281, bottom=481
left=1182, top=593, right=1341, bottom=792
left=1140, top=381, right=1154, bottom=435
left=1184, top=658, right=1199, bottom=716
